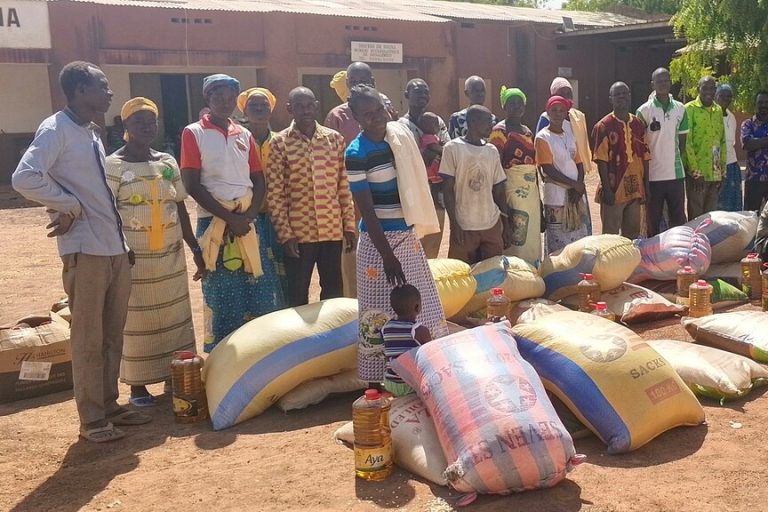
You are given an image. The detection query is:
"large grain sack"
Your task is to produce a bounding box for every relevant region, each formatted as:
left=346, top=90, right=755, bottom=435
left=502, top=164, right=542, bottom=267
left=683, top=311, right=768, bottom=363
left=428, top=258, right=477, bottom=319
left=512, top=311, right=705, bottom=454
left=458, top=255, right=545, bottom=317
left=562, top=282, right=685, bottom=324
left=392, top=323, right=579, bottom=495
left=540, top=235, right=641, bottom=301
left=648, top=339, right=768, bottom=402
left=513, top=300, right=571, bottom=325
left=629, top=225, right=711, bottom=283
left=685, top=211, right=758, bottom=263
left=204, top=298, right=359, bottom=430
left=334, top=395, right=448, bottom=485
left=277, top=370, right=365, bottom=412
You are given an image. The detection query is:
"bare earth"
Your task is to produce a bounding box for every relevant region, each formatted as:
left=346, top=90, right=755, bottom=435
left=1, top=178, right=767, bottom=512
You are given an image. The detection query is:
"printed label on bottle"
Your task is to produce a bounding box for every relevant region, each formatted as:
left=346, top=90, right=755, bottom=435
left=354, top=442, right=393, bottom=472
left=173, top=396, right=198, bottom=417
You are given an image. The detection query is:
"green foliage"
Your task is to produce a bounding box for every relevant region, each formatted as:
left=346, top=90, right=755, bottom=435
left=564, top=0, right=680, bottom=14
left=672, top=0, right=768, bottom=110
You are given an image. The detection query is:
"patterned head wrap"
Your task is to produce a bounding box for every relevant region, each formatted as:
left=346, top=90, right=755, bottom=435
left=120, top=97, right=158, bottom=141
left=237, top=87, right=277, bottom=113
left=500, top=86, right=527, bottom=109
left=550, top=77, right=573, bottom=96
left=330, top=70, right=349, bottom=102
left=203, top=74, right=240, bottom=97
left=546, top=95, right=573, bottom=112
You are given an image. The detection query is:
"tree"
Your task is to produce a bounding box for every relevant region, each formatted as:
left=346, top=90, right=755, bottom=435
left=563, top=0, right=680, bottom=15
left=671, top=0, right=766, bottom=110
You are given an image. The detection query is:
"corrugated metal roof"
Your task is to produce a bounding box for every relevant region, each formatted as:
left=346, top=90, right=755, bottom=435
left=63, top=0, right=647, bottom=27
left=408, top=0, right=644, bottom=27
left=65, top=0, right=450, bottom=22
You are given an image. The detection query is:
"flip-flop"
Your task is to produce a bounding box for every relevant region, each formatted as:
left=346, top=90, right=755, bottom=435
left=129, top=395, right=156, bottom=407
left=107, top=408, right=152, bottom=426
left=80, top=422, right=125, bottom=443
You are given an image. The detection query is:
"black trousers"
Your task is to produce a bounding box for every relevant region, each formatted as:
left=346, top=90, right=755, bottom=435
left=744, top=181, right=768, bottom=212
left=647, top=179, right=687, bottom=237
left=284, top=241, right=343, bottom=307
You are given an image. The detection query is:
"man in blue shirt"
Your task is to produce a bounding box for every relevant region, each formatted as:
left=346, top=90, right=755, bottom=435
left=13, top=61, right=151, bottom=442
left=741, top=91, right=768, bottom=211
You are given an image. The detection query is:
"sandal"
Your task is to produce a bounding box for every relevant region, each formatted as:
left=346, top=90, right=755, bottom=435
left=107, top=408, right=152, bottom=426
left=129, top=395, right=156, bottom=407
left=80, top=422, right=125, bottom=443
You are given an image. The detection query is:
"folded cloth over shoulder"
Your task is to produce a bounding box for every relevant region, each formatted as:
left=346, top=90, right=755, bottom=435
left=384, top=121, right=440, bottom=239
left=199, top=189, right=263, bottom=277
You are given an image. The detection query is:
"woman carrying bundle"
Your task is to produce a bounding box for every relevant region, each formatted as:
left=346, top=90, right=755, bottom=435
left=535, top=96, right=589, bottom=254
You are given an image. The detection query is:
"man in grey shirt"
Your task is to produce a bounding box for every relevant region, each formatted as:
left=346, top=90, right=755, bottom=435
left=13, top=61, right=151, bottom=442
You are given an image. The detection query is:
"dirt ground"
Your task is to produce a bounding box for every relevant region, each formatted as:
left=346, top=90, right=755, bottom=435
left=2, top=179, right=768, bottom=512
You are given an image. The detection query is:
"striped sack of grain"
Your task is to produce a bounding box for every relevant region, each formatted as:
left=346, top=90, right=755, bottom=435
left=391, top=322, right=580, bottom=495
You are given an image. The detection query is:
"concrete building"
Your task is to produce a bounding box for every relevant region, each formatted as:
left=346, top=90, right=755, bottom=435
left=0, top=0, right=681, bottom=182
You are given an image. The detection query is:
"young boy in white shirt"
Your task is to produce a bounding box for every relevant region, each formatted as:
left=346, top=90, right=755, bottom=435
left=440, top=105, right=511, bottom=264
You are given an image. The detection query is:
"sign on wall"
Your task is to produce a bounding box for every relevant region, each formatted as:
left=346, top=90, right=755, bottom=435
left=0, top=1, right=51, bottom=49
left=351, top=41, right=403, bottom=64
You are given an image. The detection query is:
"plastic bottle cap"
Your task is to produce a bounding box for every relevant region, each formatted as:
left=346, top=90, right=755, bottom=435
left=684, top=266, right=692, bottom=272
left=174, top=351, right=196, bottom=360
left=364, top=389, right=381, bottom=400
left=491, top=287, right=504, bottom=297
left=748, top=253, right=758, bottom=258
left=580, top=273, right=594, bottom=280
left=697, top=280, right=707, bottom=286
left=595, top=302, right=607, bottom=310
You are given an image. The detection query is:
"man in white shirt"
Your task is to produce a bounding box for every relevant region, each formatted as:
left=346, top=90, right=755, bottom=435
left=440, top=105, right=510, bottom=264
left=636, top=68, right=689, bottom=236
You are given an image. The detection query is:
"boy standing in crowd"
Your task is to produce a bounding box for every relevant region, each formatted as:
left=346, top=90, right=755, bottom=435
left=440, top=105, right=510, bottom=264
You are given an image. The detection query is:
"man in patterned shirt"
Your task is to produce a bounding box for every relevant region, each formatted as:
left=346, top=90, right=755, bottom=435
left=741, top=91, right=768, bottom=211
left=593, top=82, right=650, bottom=239
left=267, top=86, right=356, bottom=306
left=684, top=76, right=726, bottom=219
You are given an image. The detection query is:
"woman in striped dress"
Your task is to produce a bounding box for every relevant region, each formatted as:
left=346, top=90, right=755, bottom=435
left=345, top=85, right=448, bottom=385
left=106, top=98, right=206, bottom=406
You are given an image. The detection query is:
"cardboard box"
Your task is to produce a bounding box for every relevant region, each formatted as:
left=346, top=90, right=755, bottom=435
left=0, top=319, right=72, bottom=403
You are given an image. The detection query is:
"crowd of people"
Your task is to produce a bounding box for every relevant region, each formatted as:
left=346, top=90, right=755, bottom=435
left=11, top=58, right=768, bottom=442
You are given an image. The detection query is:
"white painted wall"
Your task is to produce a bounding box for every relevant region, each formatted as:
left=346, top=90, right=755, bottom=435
left=0, top=64, right=53, bottom=133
